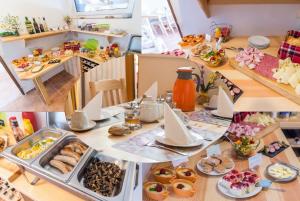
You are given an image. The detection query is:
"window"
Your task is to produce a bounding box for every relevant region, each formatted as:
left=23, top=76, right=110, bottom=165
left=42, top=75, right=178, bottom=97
left=73, top=0, right=135, bottom=18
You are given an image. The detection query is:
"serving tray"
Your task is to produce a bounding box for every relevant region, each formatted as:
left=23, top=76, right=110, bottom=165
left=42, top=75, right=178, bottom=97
left=229, top=58, right=300, bottom=105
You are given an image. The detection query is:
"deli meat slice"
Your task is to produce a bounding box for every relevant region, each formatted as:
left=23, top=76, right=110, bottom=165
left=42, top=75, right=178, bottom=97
left=254, top=54, right=279, bottom=80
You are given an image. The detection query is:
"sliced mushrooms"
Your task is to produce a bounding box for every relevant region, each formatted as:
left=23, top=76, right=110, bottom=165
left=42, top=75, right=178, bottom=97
left=83, top=158, right=123, bottom=197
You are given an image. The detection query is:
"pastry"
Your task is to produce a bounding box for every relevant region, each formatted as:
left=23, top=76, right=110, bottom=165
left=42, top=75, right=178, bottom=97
left=176, top=167, right=197, bottom=183
left=143, top=182, right=169, bottom=201
left=220, top=169, right=259, bottom=196
left=198, top=155, right=234, bottom=174
left=153, top=167, right=176, bottom=184
left=171, top=179, right=195, bottom=197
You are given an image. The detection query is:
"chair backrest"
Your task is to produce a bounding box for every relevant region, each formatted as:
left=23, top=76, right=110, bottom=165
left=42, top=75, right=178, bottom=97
left=127, top=35, right=141, bottom=53
left=89, top=79, right=126, bottom=107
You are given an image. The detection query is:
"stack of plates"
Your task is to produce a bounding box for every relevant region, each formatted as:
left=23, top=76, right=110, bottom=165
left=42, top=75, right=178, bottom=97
left=248, top=35, right=270, bottom=49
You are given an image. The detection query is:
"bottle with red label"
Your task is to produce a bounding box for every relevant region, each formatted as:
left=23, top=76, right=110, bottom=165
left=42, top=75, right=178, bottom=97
left=9, top=117, right=25, bottom=142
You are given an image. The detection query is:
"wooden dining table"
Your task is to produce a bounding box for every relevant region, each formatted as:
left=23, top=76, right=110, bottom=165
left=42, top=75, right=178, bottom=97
left=143, top=126, right=300, bottom=201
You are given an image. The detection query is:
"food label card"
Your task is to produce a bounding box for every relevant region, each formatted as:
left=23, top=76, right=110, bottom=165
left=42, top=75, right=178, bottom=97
left=248, top=153, right=263, bottom=169
left=205, top=34, right=211, bottom=42
left=172, top=157, right=189, bottom=167
left=206, top=144, right=221, bottom=157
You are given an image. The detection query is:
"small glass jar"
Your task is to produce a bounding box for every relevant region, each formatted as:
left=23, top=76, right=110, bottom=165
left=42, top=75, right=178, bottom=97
left=124, top=102, right=141, bottom=130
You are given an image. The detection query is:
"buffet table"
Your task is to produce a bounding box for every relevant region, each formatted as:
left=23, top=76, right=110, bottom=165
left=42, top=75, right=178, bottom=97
left=14, top=52, right=113, bottom=105
left=190, top=36, right=300, bottom=111
left=143, top=127, right=300, bottom=201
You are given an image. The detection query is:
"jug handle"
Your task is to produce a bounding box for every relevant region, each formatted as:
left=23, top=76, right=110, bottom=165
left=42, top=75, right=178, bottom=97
left=192, top=73, right=201, bottom=92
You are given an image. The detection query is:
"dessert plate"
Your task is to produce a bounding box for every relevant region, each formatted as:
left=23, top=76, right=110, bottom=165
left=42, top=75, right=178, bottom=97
left=196, top=157, right=235, bottom=176
left=217, top=179, right=262, bottom=199
left=155, top=130, right=204, bottom=148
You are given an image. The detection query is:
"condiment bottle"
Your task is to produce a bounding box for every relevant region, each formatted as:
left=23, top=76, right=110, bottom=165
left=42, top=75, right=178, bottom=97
left=9, top=117, right=25, bottom=142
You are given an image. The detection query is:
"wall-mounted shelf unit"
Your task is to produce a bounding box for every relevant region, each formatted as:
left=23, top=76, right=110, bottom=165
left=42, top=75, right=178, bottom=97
left=71, top=29, right=127, bottom=38
left=0, top=30, right=69, bottom=42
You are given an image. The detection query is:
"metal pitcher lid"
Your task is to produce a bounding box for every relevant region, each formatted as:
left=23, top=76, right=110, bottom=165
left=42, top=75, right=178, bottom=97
left=177, top=67, right=193, bottom=72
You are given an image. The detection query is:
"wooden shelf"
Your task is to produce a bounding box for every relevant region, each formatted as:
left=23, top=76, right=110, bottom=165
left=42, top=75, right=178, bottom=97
left=71, top=29, right=127, bottom=38
left=0, top=30, right=69, bottom=42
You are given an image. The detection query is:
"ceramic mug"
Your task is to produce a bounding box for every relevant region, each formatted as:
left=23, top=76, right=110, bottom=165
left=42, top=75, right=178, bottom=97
left=140, top=101, right=163, bottom=122
left=70, top=110, right=89, bottom=129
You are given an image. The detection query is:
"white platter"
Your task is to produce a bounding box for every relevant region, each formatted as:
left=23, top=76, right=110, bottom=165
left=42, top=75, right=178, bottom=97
left=217, top=179, right=262, bottom=199
left=196, top=157, right=235, bottom=176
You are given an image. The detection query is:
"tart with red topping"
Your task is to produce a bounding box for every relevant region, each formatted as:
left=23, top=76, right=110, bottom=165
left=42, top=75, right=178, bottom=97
left=153, top=167, right=176, bottom=184
left=171, top=179, right=196, bottom=197
left=143, top=182, right=169, bottom=201
left=175, top=167, right=197, bottom=183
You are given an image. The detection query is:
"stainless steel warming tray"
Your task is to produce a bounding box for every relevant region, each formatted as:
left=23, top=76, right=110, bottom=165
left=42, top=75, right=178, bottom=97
left=2, top=128, right=67, bottom=166
left=31, top=135, right=92, bottom=183
left=68, top=150, right=136, bottom=201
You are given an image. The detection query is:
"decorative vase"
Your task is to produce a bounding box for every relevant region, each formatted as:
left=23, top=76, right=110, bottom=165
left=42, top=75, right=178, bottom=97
left=197, top=91, right=209, bottom=105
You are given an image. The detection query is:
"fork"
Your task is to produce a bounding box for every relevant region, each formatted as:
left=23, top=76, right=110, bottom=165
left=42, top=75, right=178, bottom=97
left=144, top=141, right=189, bottom=156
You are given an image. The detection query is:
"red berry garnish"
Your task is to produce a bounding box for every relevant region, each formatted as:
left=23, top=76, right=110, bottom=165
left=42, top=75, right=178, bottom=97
left=185, top=171, right=192, bottom=176
left=159, top=169, right=166, bottom=175
left=155, top=184, right=163, bottom=192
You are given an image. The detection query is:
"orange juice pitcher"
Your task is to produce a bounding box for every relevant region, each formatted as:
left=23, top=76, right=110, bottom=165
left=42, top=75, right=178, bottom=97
left=173, top=67, right=200, bottom=112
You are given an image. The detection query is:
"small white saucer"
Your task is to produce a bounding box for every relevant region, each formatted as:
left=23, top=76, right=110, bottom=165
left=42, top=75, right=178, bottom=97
left=69, top=120, right=97, bottom=132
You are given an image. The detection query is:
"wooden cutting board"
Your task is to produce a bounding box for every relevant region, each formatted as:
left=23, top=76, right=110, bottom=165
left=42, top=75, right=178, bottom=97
left=229, top=58, right=300, bottom=105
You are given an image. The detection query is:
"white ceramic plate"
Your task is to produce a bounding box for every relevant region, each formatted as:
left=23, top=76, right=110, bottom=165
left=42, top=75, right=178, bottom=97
left=196, top=157, right=235, bottom=176
left=31, top=65, right=44, bottom=73
left=211, top=110, right=232, bottom=119
left=203, top=103, right=217, bottom=110
left=155, top=130, right=204, bottom=148
left=69, top=120, right=96, bottom=132
left=266, top=163, right=298, bottom=182
left=217, top=179, right=262, bottom=199
left=248, top=35, right=270, bottom=47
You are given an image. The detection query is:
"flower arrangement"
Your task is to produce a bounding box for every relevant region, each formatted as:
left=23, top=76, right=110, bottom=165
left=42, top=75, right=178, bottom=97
left=197, top=65, right=217, bottom=93
left=0, top=14, right=21, bottom=36
left=232, top=136, right=260, bottom=159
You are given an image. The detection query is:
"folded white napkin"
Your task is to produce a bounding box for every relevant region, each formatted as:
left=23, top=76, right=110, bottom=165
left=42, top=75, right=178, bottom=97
left=83, top=92, right=103, bottom=120
left=216, top=86, right=233, bottom=118
left=164, top=103, right=193, bottom=145
left=144, top=81, right=158, bottom=100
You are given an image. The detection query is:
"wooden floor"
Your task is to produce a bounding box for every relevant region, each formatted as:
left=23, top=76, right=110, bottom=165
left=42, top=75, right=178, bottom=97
left=0, top=71, right=79, bottom=112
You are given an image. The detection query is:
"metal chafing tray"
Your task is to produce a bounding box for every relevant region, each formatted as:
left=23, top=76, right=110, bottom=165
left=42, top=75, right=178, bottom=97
left=68, top=150, right=136, bottom=201
left=31, top=135, right=92, bottom=183
left=2, top=128, right=67, bottom=166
